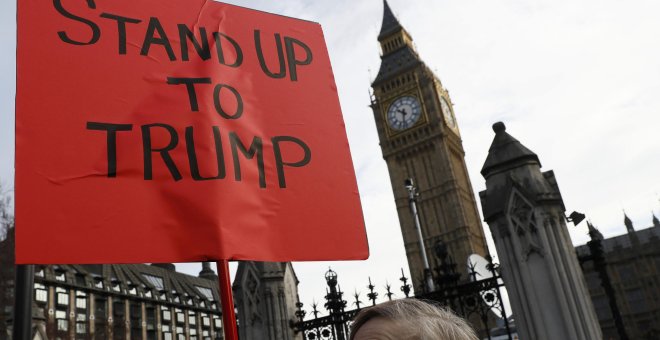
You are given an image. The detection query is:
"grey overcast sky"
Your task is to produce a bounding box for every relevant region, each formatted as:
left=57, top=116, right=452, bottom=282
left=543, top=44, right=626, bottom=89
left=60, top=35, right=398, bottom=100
left=3, top=0, right=660, bottom=314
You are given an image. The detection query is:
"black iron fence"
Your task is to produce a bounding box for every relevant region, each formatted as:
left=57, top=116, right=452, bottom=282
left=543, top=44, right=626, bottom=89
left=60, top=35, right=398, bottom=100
left=291, top=255, right=514, bottom=340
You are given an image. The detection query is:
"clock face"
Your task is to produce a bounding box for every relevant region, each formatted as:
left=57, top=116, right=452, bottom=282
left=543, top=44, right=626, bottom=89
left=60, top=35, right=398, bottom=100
left=440, top=97, right=456, bottom=129
left=386, top=96, right=422, bottom=131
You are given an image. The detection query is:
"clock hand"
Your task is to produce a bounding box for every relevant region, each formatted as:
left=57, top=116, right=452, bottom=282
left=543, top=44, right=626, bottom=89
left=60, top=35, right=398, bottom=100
left=397, top=109, right=409, bottom=122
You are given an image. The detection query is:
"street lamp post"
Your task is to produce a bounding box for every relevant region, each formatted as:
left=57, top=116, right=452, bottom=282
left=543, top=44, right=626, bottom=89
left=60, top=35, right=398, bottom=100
left=324, top=268, right=347, bottom=340
left=404, top=178, right=434, bottom=293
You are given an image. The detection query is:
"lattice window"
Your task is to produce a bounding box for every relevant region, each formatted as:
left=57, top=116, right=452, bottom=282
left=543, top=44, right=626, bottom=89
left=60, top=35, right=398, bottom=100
left=142, top=274, right=164, bottom=290
left=196, top=286, right=214, bottom=300
left=188, top=311, right=197, bottom=325
left=56, top=287, right=69, bottom=306
left=626, top=289, right=647, bottom=314
left=34, top=283, right=47, bottom=303
left=56, top=310, right=68, bottom=331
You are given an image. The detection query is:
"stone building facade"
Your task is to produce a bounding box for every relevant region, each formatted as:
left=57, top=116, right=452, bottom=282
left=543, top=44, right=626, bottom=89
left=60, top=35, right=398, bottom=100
left=575, top=215, right=660, bottom=339
left=0, top=227, right=15, bottom=338
left=233, top=262, right=301, bottom=340
left=1, top=225, right=302, bottom=340
left=1, top=227, right=225, bottom=340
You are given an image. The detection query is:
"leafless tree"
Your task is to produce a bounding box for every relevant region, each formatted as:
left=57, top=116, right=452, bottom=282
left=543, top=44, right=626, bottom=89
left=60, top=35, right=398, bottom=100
left=0, top=182, right=14, bottom=241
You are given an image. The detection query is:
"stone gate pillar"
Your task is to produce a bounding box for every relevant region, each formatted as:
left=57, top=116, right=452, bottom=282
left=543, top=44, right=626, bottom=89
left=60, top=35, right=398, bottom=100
left=233, top=262, right=302, bottom=340
left=479, top=122, right=601, bottom=340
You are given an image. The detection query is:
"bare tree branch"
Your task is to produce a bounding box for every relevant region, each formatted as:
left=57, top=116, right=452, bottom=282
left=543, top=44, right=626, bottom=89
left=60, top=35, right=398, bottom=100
left=0, top=181, right=14, bottom=241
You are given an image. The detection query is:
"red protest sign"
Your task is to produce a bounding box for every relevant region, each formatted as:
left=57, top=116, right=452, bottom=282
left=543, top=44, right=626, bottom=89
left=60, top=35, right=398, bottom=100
left=15, top=0, right=368, bottom=264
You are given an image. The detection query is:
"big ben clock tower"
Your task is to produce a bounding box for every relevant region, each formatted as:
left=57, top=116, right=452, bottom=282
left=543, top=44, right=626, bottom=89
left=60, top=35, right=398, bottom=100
left=370, top=1, right=488, bottom=289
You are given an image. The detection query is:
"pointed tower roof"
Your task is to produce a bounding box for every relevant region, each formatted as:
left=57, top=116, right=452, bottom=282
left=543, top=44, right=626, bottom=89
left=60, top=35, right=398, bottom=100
left=653, top=213, right=660, bottom=227
left=481, top=122, right=541, bottom=178
left=199, top=262, right=218, bottom=281
left=379, top=0, right=403, bottom=40
left=624, top=212, right=634, bottom=232
left=372, top=1, right=421, bottom=86
left=587, top=221, right=604, bottom=240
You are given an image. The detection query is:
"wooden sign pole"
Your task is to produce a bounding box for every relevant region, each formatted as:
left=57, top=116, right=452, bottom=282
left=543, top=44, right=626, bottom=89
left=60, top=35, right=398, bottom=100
left=216, top=260, right=239, bottom=340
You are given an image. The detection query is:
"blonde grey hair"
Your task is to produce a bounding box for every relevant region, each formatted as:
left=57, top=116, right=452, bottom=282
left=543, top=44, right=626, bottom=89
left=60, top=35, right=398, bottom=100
left=349, top=299, right=479, bottom=340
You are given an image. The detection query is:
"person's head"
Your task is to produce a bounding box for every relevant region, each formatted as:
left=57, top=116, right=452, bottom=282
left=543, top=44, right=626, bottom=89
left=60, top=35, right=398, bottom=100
left=349, top=299, right=478, bottom=340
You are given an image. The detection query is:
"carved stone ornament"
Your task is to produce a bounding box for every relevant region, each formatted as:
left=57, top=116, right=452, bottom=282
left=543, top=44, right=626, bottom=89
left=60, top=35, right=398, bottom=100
left=508, top=190, right=544, bottom=260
